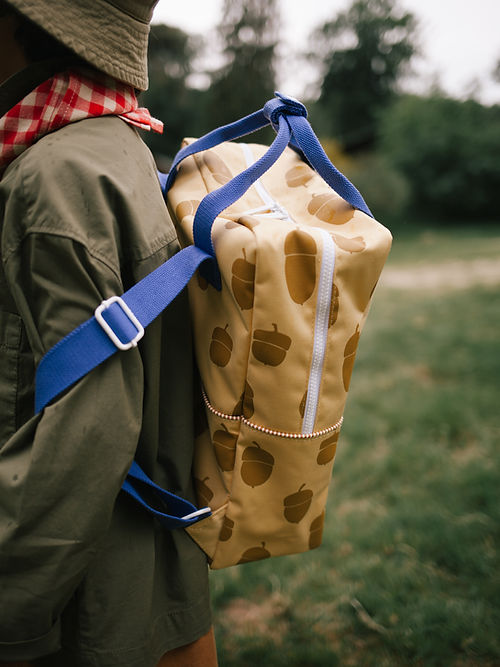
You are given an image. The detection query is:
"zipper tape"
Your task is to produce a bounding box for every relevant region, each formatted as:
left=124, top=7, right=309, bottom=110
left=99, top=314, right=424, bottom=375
left=238, top=144, right=336, bottom=435
left=301, top=230, right=336, bottom=434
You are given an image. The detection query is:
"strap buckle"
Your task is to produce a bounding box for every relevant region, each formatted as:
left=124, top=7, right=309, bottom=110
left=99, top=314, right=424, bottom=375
left=95, top=296, right=144, bottom=351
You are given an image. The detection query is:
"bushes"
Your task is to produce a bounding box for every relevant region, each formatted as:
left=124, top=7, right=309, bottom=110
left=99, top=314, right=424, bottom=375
left=321, top=139, right=410, bottom=225
left=378, top=95, right=500, bottom=221
left=343, top=153, right=411, bottom=224
left=315, top=92, right=500, bottom=224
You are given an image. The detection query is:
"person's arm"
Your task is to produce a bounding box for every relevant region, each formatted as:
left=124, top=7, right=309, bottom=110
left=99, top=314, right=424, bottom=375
left=0, top=231, right=144, bottom=660
left=0, top=226, right=144, bottom=661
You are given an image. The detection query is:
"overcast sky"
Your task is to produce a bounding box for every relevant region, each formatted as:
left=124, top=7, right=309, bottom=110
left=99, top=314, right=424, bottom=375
left=152, top=0, right=500, bottom=105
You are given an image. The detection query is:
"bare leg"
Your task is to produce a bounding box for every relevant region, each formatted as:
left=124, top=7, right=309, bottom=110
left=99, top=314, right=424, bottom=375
left=157, top=627, right=218, bottom=667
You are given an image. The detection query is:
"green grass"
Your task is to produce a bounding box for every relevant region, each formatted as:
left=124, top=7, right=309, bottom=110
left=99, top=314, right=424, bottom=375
left=210, top=226, right=500, bottom=666
left=384, top=223, right=500, bottom=266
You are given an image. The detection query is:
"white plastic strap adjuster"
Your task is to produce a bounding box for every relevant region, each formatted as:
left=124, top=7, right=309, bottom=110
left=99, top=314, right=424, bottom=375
left=95, top=296, right=144, bottom=351
left=181, top=506, right=212, bottom=522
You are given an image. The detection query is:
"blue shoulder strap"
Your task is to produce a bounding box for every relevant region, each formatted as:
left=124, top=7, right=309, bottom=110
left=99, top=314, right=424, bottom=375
left=35, top=92, right=372, bottom=529
left=35, top=244, right=213, bottom=413
left=35, top=244, right=214, bottom=529
left=123, top=461, right=212, bottom=528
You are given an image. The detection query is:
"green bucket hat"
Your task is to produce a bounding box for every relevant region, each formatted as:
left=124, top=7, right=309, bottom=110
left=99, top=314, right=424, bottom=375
left=5, top=0, right=159, bottom=90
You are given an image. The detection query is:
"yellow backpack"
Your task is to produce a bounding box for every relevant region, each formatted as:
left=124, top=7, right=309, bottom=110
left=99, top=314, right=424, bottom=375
left=163, top=94, right=392, bottom=568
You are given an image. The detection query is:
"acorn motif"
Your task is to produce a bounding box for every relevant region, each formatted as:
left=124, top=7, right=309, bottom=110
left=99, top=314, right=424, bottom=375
left=232, top=381, right=254, bottom=418
left=284, top=229, right=317, bottom=305
left=309, top=512, right=325, bottom=550
left=343, top=324, right=360, bottom=391
left=317, top=432, right=339, bottom=465
left=329, top=283, right=340, bottom=327
left=308, top=193, right=355, bottom=225
left=220, top=516, right=235, bottom=542
left=209, top=325, right=233, bottom=367
left=241, top=442, right=275, bottom=487
left=237, top=541, right=271, bottom=564
left=285, top=164, right=313, bottom=188
left=203, top=151, right=233, bottom=185
left=213, top=423, right=238, bottom=471
left=252, top=323, right=292, bottom=366
left=194, top=477, right=214, bottom=507
left=332, top=233, right=366, bottom=253
left=284, top=484, right=313, bottom=523
left=231, top=248, right=255, bottom=310
left=175, top=199, right=200, bottom=221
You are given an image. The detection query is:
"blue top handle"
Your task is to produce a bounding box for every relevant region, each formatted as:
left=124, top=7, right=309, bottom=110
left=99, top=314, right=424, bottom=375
left=162, top=92, right=373, bottom=288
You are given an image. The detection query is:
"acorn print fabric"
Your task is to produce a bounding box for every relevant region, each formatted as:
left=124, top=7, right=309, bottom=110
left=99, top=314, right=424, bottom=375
left=166, top=139, right=392, bottom=569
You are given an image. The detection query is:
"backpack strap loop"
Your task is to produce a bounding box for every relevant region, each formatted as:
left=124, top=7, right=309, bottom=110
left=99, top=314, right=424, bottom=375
left=263, top=92, right=307, bottom=128
left=191, top=113, right=293, bottom=289
left=123, top=461, right=211, bottom=529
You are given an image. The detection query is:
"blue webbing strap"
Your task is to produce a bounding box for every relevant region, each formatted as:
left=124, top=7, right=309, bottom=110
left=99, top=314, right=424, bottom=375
left=163, top=108, right=269, bottom=193
left=34, top=245, right=213, bottom=530
left=181, top=94, right=372, bottom=249
left=35, top=244, right=212, bottom=414
left=122, top=461, right=211, bottom=529
left=172, top=94, right=371, bottom=287
left=191, top=113, right=293, bottom=287
left=286, top=113, right=372, bottom=217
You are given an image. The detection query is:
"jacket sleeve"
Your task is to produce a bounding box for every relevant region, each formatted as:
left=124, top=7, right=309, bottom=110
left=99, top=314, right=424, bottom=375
left=0, top=193, right=145, bottom=659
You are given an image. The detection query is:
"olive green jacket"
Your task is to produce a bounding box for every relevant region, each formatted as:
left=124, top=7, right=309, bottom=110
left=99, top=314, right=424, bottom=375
left=0, top=68, right=210, bottom=666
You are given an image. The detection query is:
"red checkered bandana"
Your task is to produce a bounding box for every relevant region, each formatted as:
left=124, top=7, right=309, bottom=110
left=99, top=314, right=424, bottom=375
left=0, top=69, right=163, bottom=175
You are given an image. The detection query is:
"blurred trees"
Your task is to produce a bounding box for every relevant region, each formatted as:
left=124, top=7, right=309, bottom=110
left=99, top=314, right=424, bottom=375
left=204, top=0, right=280, bottom=144
left=144, top=0, right=499, bottom=223
left=143, top=1, right=280, bottom=163
left=309, top=0, right=417, bottom=151
left=492, top=58, right=500, bottom=83
left=142, top=23, right=205, bottom=164
left=379, top=95, right=500, bottom=220
left=207, top=0, right=279, bottom=124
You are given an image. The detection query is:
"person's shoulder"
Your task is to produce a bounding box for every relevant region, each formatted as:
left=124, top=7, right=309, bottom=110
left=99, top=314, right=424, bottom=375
left=1, top=117, right=174, bottom=267
left=20, top=116, right=157, bottom=185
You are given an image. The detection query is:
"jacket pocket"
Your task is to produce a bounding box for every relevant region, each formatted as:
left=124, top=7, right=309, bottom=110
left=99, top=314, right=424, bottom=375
left=0, top=310, right=22, bottom=447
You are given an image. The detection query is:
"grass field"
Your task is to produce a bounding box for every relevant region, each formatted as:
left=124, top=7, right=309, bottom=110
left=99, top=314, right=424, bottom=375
left=210, top=225, right=500, bottom=666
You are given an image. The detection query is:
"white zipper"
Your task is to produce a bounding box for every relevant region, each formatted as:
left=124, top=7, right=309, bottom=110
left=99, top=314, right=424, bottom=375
left=301, top=230, right=335, bottom=434
left=239, top=144, right=336, bottom=435
left=240, top=143, right=294, bottom=222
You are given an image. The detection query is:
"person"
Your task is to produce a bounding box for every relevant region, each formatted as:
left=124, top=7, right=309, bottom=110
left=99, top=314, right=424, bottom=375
left=0, top=1, right=217, bottom=665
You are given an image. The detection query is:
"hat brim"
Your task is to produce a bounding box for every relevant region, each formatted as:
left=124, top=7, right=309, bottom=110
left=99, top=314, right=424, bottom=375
left=7, top=0, right=150, bottom=90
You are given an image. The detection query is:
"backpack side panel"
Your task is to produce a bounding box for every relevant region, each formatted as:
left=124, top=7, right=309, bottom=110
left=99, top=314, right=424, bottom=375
left=167, top=140, right=392, bottom=569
